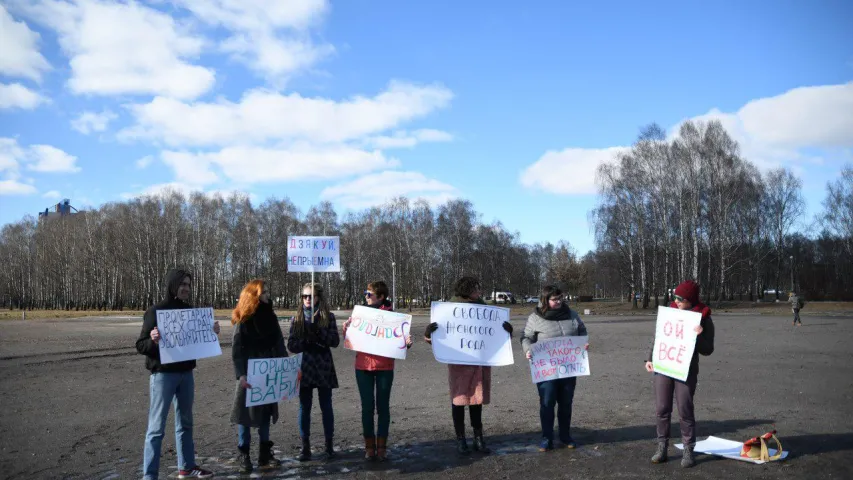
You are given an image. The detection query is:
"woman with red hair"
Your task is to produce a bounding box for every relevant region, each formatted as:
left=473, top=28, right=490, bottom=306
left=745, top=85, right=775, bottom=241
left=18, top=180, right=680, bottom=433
left=644, top=280, right=715, bottom=468
left=229, top=279, right=288, bottom=474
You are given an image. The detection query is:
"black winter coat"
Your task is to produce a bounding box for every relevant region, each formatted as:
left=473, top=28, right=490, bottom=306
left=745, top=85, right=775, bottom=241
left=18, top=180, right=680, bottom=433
left=135, top=268, right=197, bottom=373
left=287, top=310, right=339, bottom=389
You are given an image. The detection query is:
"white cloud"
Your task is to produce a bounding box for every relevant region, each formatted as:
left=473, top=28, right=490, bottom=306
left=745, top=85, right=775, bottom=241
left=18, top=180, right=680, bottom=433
left=120, top=182, right=203, bottom=200
left=135, top=155, right=153, bottom=169
left=162, top=145, right=398, bottom=184
left=71, top=109, right=117, bottom=134
left=0, top=82, right=47, bottom=109
left=0, top=5, right=50, bottom=81
left=28, top=145, right=81, bottom=173
left=175, top=0, right=332, bottom=85
left=0, top=138, right=26, bottom=173
left=523, top=81, right=853, bottom=195
left=321, top=170, right=458, bottom=209
left=120, top=80, right=453, bottom=146
left=19, top=0, right=214, bottom=99
left=520, top=147, right=627, bottom=195
left=42, top=189, right=61, bottom=198
left=365, top=129, right=453, bottom=149
left=161, top=151, right=219, bottom=186
left=0, top=179, right=37, bottom=195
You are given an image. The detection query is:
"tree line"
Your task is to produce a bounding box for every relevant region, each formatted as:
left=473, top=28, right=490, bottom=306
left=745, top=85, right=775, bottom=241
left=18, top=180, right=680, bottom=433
left=591, top=119, right=853, bottom=306
left=1, top=119, right=851, bottom=311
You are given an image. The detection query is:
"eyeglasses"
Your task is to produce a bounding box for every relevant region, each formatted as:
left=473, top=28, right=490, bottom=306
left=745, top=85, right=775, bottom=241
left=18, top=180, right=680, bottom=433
left=548, top=296, right=564, bottom=303
left=301, top=294, right=313, bottom=299
left=673, top=294, right=686, bottom=302
left=364, top=291, right=374, bottom=298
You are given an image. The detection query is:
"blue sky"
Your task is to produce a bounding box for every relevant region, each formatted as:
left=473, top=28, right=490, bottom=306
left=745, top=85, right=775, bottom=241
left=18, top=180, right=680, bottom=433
left=1, top=0, right=852, bottom=254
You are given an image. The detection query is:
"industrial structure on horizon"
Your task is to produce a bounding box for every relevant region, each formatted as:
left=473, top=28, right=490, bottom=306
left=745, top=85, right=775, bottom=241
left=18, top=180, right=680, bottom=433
left=38, top=198, right=79, bottom=220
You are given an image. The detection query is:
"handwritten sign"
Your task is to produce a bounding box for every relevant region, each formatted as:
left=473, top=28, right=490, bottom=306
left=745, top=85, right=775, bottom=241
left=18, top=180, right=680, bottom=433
left=246, top=354, right=303, bottom=407
left=652, top=306, right=701, bottom=381
left=287, top=236, right=340, bottom=273
left=344, top=306, right=412, bottom=360
left=529, top=335, right=590, bottom=383
left=157, top=307, right=221, bottom=364
left=429, top=302, right=514, bottom=366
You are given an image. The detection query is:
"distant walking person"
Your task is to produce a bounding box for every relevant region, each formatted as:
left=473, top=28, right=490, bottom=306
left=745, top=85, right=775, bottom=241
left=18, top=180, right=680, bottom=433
left=424, top=276, right=514, bottom=455
left=342, top=281, right=413, bottom=462
left=136, top=268, right=220, bottom=480
left=789, top=291, right=803, bottom=326
left=230, top=279, right=288, bottom=474
left=644, top=280, right=714, bottom=468
left=287, top=282, right=340, bottom=461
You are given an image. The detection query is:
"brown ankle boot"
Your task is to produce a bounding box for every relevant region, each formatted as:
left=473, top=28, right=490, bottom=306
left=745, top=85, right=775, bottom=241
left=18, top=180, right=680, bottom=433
left=364, top=436, right=377, bottom=461
left=376, top=437, right=388, bottom=462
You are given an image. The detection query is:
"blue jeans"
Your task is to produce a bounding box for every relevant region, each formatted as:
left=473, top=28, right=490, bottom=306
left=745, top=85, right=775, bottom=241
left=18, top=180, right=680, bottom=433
left=142, top=371, right=195, bottom=480
left=237, top=417, right=270, bottom=449
left=298, top=386, right=334, bottom=440
left=536, top=377, right=577, bottom=443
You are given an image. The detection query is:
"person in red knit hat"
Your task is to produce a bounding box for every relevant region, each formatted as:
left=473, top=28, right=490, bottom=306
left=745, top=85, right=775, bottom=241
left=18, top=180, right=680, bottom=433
left=644, top=280, right=715, bottom=468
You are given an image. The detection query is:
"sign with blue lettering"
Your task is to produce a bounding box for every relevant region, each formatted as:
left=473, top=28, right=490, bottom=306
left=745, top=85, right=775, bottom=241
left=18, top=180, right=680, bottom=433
left=429, top=302, right=514, bottom=366
left=287, top=236, right=340, bottom=273
left=246, top=354, right=303, bottom=407
left=156, top=307, right=221, bottom=364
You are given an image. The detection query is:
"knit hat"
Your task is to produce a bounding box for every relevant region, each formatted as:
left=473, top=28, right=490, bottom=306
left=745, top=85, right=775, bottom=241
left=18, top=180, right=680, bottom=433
left=674, top=280, right=700, bottom=305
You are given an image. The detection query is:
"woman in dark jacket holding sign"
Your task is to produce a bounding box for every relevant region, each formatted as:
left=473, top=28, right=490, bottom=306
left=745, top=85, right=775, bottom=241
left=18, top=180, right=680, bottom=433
left=230, top=279, right=287, bottom=474
left=424, top=276, right=513, bottom=455
left=287, top=282, right=340, bottom=461
left=520, top=285, right=589, bottom=451
left=644, top=280, right=714, bottom=468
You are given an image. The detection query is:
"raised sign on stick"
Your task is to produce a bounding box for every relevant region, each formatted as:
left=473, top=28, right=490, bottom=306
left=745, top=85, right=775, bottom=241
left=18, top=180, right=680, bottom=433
left=344, top=305, right=412, bottom=360
left=528, top=335, right=590, bottom=383
left=429, top=302, right=514, bottom=366
left=246, top=354, right=303, bottom=407
left=652, top=306, right=701, bottom=381
left=287, top=236, right=340, bottom=273
left=157, top=307, right=221, bottom=364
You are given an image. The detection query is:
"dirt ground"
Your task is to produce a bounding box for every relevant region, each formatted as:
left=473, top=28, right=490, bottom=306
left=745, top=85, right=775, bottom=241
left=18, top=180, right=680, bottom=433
left=1, top=309, right=851, bottom=480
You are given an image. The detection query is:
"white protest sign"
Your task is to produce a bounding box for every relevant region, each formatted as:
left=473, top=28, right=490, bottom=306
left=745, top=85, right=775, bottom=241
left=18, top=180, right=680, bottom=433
left=429, top=302, right=514, bottom=366
left=246, top=354, right=303, bottom=407
left=287, top=236, right=340, bottom=272
left=528, top=335, right=590, bottom=383
left=344, top=305, right=412, bottom=360
left=157, top=307, right=221, bottom=364
left=652, top=306, right=702, bottom=381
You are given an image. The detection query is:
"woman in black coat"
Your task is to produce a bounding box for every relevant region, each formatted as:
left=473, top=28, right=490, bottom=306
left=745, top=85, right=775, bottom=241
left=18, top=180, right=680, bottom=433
left=230, top=279, right=287, bottom=474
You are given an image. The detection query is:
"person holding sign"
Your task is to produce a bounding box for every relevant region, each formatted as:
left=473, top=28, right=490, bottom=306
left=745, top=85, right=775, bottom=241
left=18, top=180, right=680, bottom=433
left=229, top=280, right=288, bottom=474
left=342, top=281, right=413, bottom=462
left=135, top=268, right=219, bottom=480
left=424, top=276, right=513, bottom=456
left=287, top=282, right=340, bottom=461
left=644, top=280, right=715, bottom=468
left=520, top=285, right=589, bottom=451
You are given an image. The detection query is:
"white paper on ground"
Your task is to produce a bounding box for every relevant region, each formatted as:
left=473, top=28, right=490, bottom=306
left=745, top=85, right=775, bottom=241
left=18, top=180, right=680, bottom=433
left=675, top=436, right=789, bottom=464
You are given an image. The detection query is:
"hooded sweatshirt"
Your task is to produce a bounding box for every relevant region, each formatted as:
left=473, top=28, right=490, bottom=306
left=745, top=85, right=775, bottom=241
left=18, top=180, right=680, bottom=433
left=135, top=268, right=197, bottom=373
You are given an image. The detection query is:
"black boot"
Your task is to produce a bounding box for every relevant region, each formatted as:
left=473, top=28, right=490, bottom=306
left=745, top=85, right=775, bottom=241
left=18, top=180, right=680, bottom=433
left=325, top=438, right=337, bottom=459
left=456, top=437, right=471, bottom=455
left=258, top=440, right=281, bottom=468
left=472, top=429, right=491, bottom=454
left=298, top=438, right=312, bottom=462
left=238, top=446, right=252, bottom=474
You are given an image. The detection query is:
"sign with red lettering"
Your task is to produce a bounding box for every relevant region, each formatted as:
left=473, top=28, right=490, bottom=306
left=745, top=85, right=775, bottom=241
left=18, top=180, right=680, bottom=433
left=287, top=236, right=340, bottom=273
left=528, top=335, right=589, bottom=384
left=652, top=306, right=701, bottom=381
left=429, top=302, right=514, bottom=366
left=343, top=305, right=412, bottom=360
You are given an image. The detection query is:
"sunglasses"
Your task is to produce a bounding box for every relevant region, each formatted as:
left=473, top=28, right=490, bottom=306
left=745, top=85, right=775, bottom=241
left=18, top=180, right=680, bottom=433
left=364, top=291, right=375, bottom=298
left=673, top=294, right=686, bottom=302
left=301, top=294, right=313, bottom=299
